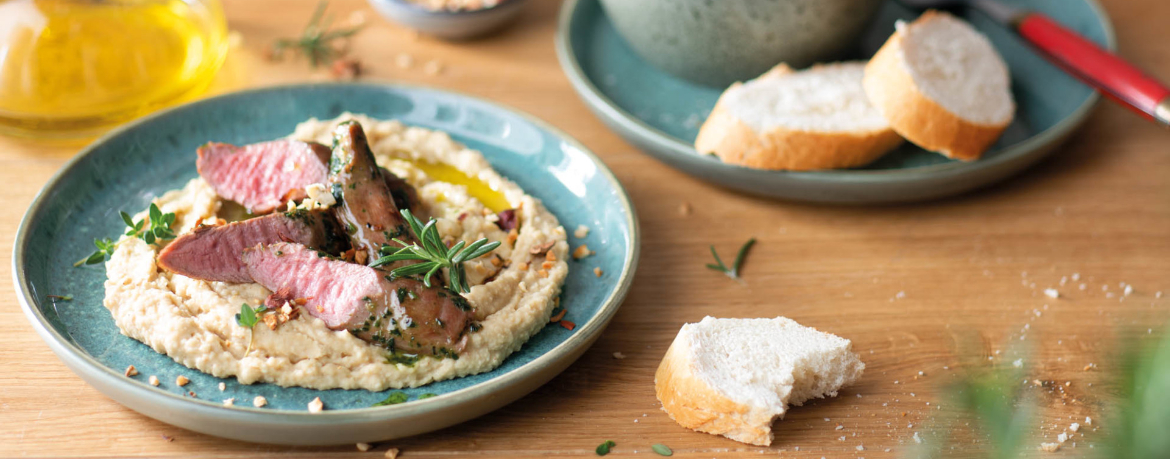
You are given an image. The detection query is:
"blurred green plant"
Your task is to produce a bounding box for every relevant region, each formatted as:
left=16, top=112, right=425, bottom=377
left=1096, top=326, right=1170, bottom=459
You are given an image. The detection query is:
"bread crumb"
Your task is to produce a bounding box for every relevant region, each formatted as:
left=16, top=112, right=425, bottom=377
left=1057, top=432, right=1069, bottom=443
left=308, top=397, right=324, bottom=413
left=385, top=448, right=400, bottom=459
left=678, top=202, right=692, bottom=216
left=219, top=382, right=226, bottom=391
left=356, top=443, right=371, bottom=452
left=424, top=60, right=443, bottom=76
left=395, top=53, right=414, bottom=69
left=176, top=375, right=190, bottom=387
left=856, top=445, right=865, bottom=451
left=835, top=425, right=844, bottom=430
left=593, top=267, right=603, bottom=277
left=1040, top=442, right=1061, bottom=452
left=1013, top=359, right=1024, bottom=368
left=223, top=398, right=235, bottom=407
left=1080, top=283, right=1087, bottom=290
left=125, top=365, right=138, bottom=377
left=1044, top=288, right=1060, bottom=299
left=1070, top=422, right=1080, bottom=432
left=1085, top=416, right=1092, bottom=425
left=149, top=375, right=159, bottom=386
left=913, top=432, right=922, bottom=444
left=572, top=245, right=593, bottom=260
left=1071, top=272, right=1081, bottom=281
left=574, top=225, right=589, bottom=238
left=253, top=396, right=267, bottom=407
left=613, top=352, right=626, bottom=359
left=1124, top=285, right=1134, bottom=296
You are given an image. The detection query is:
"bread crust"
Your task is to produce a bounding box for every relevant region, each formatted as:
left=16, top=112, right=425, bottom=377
left=863, top=11, right=1011, bottom=161
left=654, top=328, right=780, bottom=446
left=694, top=65, right=904, bottom=171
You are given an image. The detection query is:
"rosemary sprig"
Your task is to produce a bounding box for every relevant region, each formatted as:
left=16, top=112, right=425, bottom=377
left=74, top=203, right=176, bottom=267
left=372, top=209, right=501, bottom=294
left=706, top=238, right=756, bottom=279
left=272, top=1, right=364, bottom=68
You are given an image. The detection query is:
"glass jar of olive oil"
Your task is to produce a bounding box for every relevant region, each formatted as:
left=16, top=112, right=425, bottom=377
left=0, top=0, right=228, bottom=139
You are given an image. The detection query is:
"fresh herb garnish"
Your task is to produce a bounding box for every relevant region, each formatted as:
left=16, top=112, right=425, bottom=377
left=74, top=203, right=177, bottom=267
left=372, top=209, right=501, bottom=294
left=372, top=391, right=409, bottom=406
left=418, top=393, right=437, bottom=399
left=235, top=303, right=267, bottom=355
left=47, top=294, right=73, bottom=301
left=272, top=1, right=364, bottom=68
left=595, top=440, right=616, bottom=456
left=706, top=238, right=755, bottom=280
left=651, top=444, right=673, bottom=456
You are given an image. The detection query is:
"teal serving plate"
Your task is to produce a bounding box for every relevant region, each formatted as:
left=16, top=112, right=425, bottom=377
left=13, top=83, right=639, bottom=445
left=556, top=0, right=1115, bottom=204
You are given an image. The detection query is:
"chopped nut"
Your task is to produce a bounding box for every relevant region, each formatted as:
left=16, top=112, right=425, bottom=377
left=612, top=352, right=626, bottom=359
left=489, top=255, right=503, bottom=267
left=356, top=443, right=371, bottom=452
left=574, top=225, right=590, bottom=238
left=253, top=396, right=268, bottom=408
left=505, top=229, right=519, bottom=246
left=125, top=365, right=138, bottom=377
left=593, top=267, right=603, bottom=277
left=223, top=398, right=235, bottom=407
left=176, top=375, right=189, bottom=387
left=385, top=448, right=400, bottom=459
left=263, top=313, right=279, bottom=330
left=573, top=244, right=593, bottom=260
left=308, top=397, right=324, bottom=413
left=541, top=261, right=555, bottom=270
left=538, top=269, right=549, bottom=278
left=1039, top=442, right=1061, bottom=452
left=355, top=250, right=369, bottom=265
left=529, top=241, right=555, bottom=256
left=149, top=375, right=160, bottom=386
left=545, top=250, right=557, bottom=262
left=517, top=262, right=528, bottom=271
left=219, top=382, right=226, bottom=391
left=316, top=305, right=325, bottom=313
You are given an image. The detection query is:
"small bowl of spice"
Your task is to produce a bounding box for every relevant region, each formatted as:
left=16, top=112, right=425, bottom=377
left=368, top=0, right=527, bottom=40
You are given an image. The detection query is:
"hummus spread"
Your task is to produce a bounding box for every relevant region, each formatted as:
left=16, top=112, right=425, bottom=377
left=103, top=114, right=569, bottom=391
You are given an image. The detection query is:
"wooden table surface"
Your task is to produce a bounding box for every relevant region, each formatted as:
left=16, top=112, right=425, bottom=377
left=2, top=0, right=1169, bottom=457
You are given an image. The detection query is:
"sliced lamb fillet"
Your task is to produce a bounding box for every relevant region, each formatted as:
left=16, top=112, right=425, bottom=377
left=242, top=242, right=474, bottom=355
left=198, top=139, right=332, bottom=214
left=157, top=209, right=348, bottom=283
left=382, top=170, right=421, bottom=216
left=328, top=122, right=417, bottom=268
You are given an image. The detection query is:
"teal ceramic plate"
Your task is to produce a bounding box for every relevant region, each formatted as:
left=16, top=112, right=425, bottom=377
left=14, top=83, right=639, bottom=445
left=556, top=0, right=1115, bottom=204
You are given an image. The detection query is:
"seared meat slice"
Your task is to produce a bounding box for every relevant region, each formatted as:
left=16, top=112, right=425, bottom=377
left=242, top=242, right=474, bottom=356
left=328, top=122, right=417, bottom=267
left=157, top=209, right=347, bottom=283
left=198, top=139, right=332, bottom=214
left=383, top=169, right=421, bottom=216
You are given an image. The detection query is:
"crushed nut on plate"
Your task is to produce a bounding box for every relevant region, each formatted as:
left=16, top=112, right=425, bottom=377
left=385, top=448, right=400, bottom=459
left=176, top=375, right=189, bottom=387
left=308, top=397, right=324, bottom=413
left=253, top=396, right=268, bottom=408
left=574, top=225, right=590, bottom=238
left=356, top=443, right=371, bottom=452
left=593, top=267, right=603, bottom=277
left=149, top=375, right=160, bottom=386
left=572, top=244, right=593, bottom=260
left=124, top=365, right=138, bottom=377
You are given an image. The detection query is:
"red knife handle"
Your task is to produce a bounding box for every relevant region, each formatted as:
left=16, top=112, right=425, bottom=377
left=1016, top=13, right=1170, bottom=127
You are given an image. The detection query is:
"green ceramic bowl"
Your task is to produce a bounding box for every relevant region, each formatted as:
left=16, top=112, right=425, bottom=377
left=13, top=83, right=639, bottom=445
left=557, top=0, right=1115, bottom=204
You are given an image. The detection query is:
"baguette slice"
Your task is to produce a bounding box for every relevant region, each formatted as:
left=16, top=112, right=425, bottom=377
left=695, top=62, right=903, bottom=171
left=655, top=317, right=864, bottom=446
left=863, top=11, right=1015, bottom=161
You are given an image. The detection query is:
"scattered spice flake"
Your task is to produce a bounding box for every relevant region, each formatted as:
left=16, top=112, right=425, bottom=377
left=253, top=396, right=268, bottom=408
left=574, top=225, right=590, bottom=238
left=559, top=320, right=576, bottom=331
left=149, top=375, right=160, bottom=386
left=385, top=448, right=400, bottom=459
left=176, top=375, right=189, bottom=387
left=549, top=309, right=567, bottom=323
left=125, top=365, right=138, bottom=377
left=308, top=397, right=324, bottom=413
left=573, top=245, right=593, bottom=260
left=612, top=352, right=626, bottom=360
left=593, top=267, right=603, bottom=277
left=356, top=443, right=371, bottom=452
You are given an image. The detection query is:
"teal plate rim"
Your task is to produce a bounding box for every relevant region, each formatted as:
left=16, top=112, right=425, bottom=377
left=13, top=82, right=640, bottom=425
left=554, top=0, right=1117, bottom=186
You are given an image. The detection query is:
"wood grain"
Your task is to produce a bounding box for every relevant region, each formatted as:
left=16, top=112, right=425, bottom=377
left=1, top=0, right=1168, bottom=457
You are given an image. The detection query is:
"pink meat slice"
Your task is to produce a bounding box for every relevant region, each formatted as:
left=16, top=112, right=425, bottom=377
left=242, top=242, right=474, bottom=355
left=157, top=209, right=347, bottom=283
left=197, top=139, right=331, bottom=214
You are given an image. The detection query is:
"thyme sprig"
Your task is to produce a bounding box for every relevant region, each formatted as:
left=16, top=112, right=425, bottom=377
left=74, top=203, right=176, bottom=267
left=235, top=303, right=267, bottom=356
left=372, top=209, right=501, bottom=294
left=706, top=238, right=756, bottom=279
left=272, top=1, right=364, bottom=68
